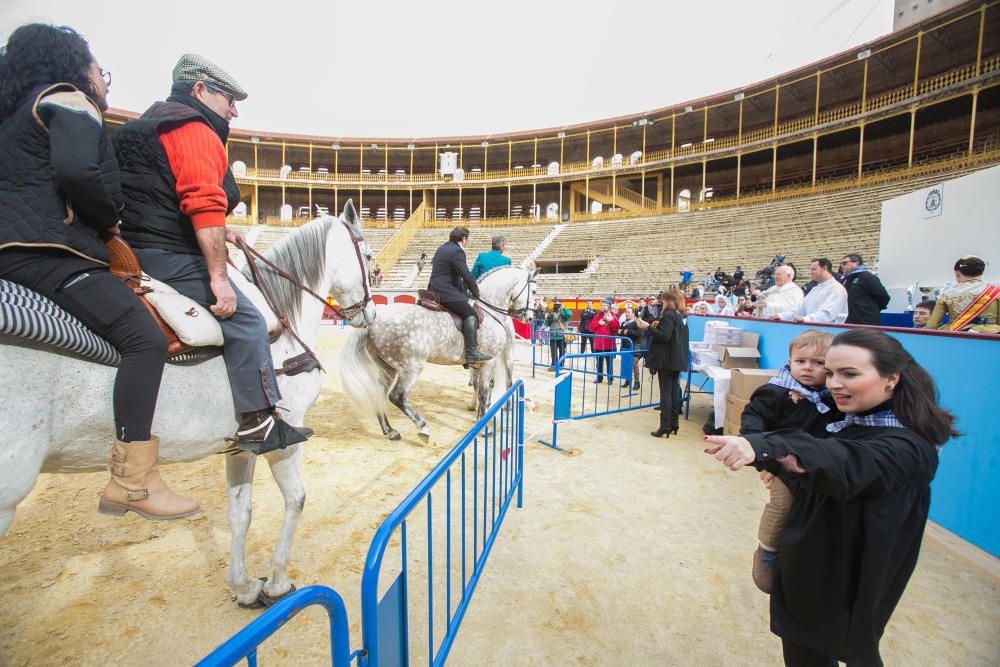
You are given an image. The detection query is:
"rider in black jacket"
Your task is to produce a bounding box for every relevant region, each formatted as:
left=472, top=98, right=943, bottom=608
left=428, top=226, right=492, bottom=365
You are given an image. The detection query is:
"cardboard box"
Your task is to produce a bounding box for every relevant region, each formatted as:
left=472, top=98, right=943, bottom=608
left=724, top=393, right=751, bottom=435
left=730, top=368, right=779, bottom=400
left=717, top=346, right=761, bottom=369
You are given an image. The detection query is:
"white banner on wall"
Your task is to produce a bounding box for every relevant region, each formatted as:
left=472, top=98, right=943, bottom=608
left=878, top=165, right=1000, bottom=311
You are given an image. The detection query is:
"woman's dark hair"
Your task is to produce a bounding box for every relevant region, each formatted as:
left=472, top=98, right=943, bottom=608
left=832, top=329, right=959, bottom=446
left=0, top=24, right=97, bottom=121
left=953, top=256, right=986, bottom=278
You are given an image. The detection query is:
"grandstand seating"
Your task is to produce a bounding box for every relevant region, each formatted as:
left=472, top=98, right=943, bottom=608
left=226, top=157, right=997, bottom=297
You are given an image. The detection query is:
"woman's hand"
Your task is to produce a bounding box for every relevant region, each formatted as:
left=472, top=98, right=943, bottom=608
left=703, top=435, right=756, bottom=471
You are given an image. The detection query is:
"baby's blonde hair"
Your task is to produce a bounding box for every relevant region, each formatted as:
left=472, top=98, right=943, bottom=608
left=788, top=329, right=833, bottom=357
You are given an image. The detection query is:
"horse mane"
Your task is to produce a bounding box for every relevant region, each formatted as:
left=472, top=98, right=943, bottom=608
left=245, top=216, right=334, bottom=328
left=476, top=264, right=520, bottom=283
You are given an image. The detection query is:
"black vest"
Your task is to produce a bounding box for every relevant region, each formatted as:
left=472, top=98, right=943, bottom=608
left=0, top=84, right=120, bottom=263
left=114, top=100, right=240, bottom=255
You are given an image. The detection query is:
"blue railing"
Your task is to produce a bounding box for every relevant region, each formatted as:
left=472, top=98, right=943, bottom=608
left=360, top=380, right=526, bottom=666
left=199, top=381, right=526, bottom=666
left=530, top=323, right=634, bottom=376
left=539, top=348, right=660, bottom=452
left=195, top=585, right=353, bottom=667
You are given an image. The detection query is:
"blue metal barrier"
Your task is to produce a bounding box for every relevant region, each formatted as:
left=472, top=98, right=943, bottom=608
left=539, top=349, right=660, bottom=452
left=529, top=322, right=633, bottom=377
left=196, top=585, right=353, bottom=667
left=199, top=382, right=526, bottom=666
left=360, top=380, right=526, bottom=667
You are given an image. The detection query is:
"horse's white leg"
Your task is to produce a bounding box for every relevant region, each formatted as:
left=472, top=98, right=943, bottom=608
left=377, top=412, right=401, bottom=441
left=476, top=361, right=496, bottom=419
left=225, top=451, right=264, bottom=606
left=504, top=343, right=515, bottom=390
left=468, top=368, right=479, bottom=412
left=261, top=444, right=304, bottom=598
left=0, top=445, right=48, bottom=539
left=388, top=365, right=431, bottom=441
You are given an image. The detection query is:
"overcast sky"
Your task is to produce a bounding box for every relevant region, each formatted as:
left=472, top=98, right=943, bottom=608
left=1, top=0, right=896, bottom=139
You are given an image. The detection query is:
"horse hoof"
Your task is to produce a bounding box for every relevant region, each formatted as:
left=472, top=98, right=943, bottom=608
left=259, top=583, right=297, bottom=608
left=235, top=577, right=268, bottom=609
left=388, top=431, right=401, bottom=441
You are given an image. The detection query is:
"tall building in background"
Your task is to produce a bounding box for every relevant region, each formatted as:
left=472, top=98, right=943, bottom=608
left=894, top=0, right=965, bottom=29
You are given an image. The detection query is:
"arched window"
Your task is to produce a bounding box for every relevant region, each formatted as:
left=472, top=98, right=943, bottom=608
left=591, top=156, right=604, bottom=168
left=590, top=201, right=603, bottom=215
left=677, top=189, right=691, bottom=212
left=232, top=160, right=247, bottom=177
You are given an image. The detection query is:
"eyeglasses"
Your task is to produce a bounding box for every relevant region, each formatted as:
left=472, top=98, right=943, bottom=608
left=99, top=69, right=111, bottom=85
left=203, top=81, right=236, bottom=109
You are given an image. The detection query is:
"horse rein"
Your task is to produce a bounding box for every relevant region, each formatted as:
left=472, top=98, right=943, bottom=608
left=474, top=275, right=535, bottom=320
left=236, top=219, right=372, bottom=374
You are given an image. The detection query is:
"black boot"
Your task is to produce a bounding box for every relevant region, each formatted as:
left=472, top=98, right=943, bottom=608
left=462, top=316, right=493, bottom=366
left=650, top=427, right=671, bottom=438
left=236, top=409, right=311, bottom=455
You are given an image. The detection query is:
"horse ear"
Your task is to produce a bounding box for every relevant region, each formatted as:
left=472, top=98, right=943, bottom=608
left=341, top=199, right=360, bottom=228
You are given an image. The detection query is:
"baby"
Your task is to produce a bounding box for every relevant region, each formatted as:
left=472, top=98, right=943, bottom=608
left=739, top=329, right=841, bottom=593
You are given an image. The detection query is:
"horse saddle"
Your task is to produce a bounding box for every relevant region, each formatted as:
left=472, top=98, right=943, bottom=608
left=106, top=235, right=280, bottom=358
left=417, top=289, right=484, bottom=331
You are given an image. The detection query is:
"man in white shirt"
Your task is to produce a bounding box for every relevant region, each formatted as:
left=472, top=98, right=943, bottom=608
left=761, top=265, right=803, bottom=318
left=780, top=258, right=848, bottom=323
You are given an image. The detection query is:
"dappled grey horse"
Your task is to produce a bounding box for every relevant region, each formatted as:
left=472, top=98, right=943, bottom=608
left=340, top=265, right=536, bottom=440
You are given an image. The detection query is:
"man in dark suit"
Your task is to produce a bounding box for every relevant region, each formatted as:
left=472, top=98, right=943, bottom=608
left=428, top=226, right=492, bottom=365
left=839, top=253, right=890, bottom=325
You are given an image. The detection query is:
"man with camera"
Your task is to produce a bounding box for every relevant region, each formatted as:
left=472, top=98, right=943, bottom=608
left=588, top=299, right=619, bottom=383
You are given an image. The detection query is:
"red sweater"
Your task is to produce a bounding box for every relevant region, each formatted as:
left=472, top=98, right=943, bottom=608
left=158, top=122, right=229, bottom=230
left=588, top=313, right=620, bottom=351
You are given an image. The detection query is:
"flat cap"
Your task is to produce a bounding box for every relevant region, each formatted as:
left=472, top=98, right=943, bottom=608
left=172, top=53, right=247, bottom=101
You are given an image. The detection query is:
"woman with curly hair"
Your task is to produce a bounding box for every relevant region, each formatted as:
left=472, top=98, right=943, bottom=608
left=0, top=24, right=198, bottom=520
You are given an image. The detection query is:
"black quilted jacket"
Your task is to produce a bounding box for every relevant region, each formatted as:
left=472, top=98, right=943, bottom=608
left=0, top=84, right=122, bottom=263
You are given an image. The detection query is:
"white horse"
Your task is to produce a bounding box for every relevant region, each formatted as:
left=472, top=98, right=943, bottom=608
left=0, top=201, right=375, bottom=607
left=340, top=265, right=536, bottom=441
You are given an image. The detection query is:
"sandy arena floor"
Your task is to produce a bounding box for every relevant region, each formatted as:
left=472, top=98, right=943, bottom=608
left=0, top=328, right=997, bottom=666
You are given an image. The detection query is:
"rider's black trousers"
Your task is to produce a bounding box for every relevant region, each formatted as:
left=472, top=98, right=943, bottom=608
left=0, top=250, right=167, bottom=442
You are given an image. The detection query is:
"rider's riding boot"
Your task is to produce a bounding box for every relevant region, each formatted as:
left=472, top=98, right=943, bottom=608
left=462, top=315, right=493, bottom=366
left=236, top=408, right=311, bottom=455
left=98, top=437, right=200, bottom=520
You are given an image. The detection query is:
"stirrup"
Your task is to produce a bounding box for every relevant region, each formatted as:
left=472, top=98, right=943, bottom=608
left=236, top=414, right=310, bottom=455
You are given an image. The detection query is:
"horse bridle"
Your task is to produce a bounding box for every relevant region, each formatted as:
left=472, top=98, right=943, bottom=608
left=236, top=218, right=372, bottom=373
left=475, top=274, right=536, bottom=320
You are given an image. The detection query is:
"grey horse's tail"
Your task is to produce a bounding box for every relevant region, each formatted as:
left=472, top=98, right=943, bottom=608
left=340, top=328, right=391, bottom=419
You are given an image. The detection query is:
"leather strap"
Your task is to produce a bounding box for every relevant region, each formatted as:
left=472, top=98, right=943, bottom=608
left=238, top=239, right=325, bottom=374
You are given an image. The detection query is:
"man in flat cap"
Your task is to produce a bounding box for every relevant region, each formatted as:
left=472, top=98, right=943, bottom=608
left=114, top=54, right=309, bottom=455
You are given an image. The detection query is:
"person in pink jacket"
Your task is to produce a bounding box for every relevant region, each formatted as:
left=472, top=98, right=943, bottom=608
left=588, top=300, right=619, bottom=383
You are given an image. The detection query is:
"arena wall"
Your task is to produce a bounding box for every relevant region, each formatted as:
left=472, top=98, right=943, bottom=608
left=687, top=314, right=1000, bottom=558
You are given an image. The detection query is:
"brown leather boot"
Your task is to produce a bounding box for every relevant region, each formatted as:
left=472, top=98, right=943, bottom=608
left=98, top=437, right=200, bottom=520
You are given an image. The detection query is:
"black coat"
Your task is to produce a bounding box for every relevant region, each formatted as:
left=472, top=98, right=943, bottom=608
left=579, top=307, right=597, bottom=331
left=745, top=424, right=938, bottom=664
left=643, top=310, right=688, bottom=371
left=740, top=384, right=840, bottom=437
left=427, top=240, right=479, bottom=302
left=0, top=84, right=122, bottom=264
left=842, top=270, right=890, bottom=325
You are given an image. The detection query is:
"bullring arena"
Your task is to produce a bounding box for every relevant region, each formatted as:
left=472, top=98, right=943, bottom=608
left=2, top=1, right=1000, bottom=665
